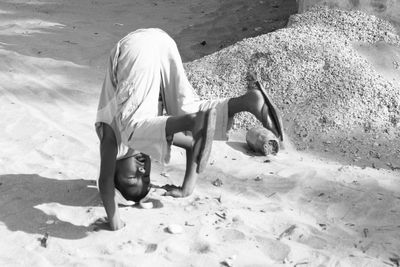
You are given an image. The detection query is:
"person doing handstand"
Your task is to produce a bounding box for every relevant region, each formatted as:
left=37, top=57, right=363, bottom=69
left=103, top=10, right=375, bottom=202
left=96, top=28, right=283, bottom=230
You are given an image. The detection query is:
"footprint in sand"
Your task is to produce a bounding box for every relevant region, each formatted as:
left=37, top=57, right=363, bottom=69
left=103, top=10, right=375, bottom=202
left=164, top=239, right=190, bottom=255
left=259, top=175, right=297, bottom=194
left=217, top=228, right=246, bottom=242
left=255, top=236, right=291, bottom=262
left=190, top=240, right=212, bottom=254
left=90, top=222, right=158, bottom=255
left=290, top=225, right=328, bottom=250
left=276, top=169, right=317, bottom=179
left=116, top=240, right=158, bottom=255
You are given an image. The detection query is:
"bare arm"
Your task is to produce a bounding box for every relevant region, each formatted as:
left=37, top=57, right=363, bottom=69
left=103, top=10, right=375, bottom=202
left=164, top=132, right=198, bottom=198
left=98, top=124, right=125, bottom=230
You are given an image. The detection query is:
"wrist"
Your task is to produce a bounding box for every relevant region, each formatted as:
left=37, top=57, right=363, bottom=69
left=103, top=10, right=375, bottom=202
left=110, top=218, right=125, bottom=231
left=181, top=187, right=192, bottom=197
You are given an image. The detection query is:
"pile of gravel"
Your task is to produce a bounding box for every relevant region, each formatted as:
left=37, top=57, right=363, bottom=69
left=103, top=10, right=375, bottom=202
left=185, top=6, right=400, bottom=169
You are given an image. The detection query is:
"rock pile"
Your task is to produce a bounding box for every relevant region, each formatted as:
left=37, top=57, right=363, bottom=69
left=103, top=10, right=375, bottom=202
left=185, top=7, right=400, bottom=168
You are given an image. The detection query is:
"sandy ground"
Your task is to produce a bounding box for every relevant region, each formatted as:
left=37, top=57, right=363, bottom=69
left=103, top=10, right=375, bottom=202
left=1, top=0, right=400, bottom=266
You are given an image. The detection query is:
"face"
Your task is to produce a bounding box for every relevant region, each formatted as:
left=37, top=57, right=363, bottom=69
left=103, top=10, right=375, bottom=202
left=115, top=155, right=151, bottom=201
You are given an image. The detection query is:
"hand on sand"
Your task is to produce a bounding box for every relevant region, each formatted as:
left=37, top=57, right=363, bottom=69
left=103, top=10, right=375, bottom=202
left=162, top=184, right=184, bottom=198
left=92, top=217, right=126, bottom=231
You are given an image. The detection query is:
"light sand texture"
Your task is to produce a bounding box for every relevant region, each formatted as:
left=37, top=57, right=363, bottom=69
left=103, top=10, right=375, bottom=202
left=0, top=1, right=399, bottom=266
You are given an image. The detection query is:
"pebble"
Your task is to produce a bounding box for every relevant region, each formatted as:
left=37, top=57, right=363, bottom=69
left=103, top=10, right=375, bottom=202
left=39, top=233, right=49, bottom=248
left=139, top=201, right=153, bottom=209
left=232, top=215, right=242, bottom=223
left=185, top=221, right=195, bottom=226
left=212, top=178, right=223, bottom=187
left=254, top=176, right=263, bottom=181
left=222, top=255, right=237, bottom=267
left=166, top=224, right=183, bottom=234
left=160, top=172, right=169, bottom=178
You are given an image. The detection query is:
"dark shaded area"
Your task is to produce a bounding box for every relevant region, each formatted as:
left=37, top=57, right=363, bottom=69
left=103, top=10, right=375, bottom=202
left=0, top=174, right=167, bottom=239
left=175, top=0, right=298, bottom=61
left=0, top=0, right=297, bottom=108
left=0, top=0, right=298, bottom=66
left=0, top=174, right=100, bottom=239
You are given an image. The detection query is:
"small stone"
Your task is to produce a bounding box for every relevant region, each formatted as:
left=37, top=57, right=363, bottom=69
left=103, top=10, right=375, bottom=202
left=160, top=172, right=169, bottom=177
left=140, top=201, right=153, bottom=209
left=39, top=233, right=49, bottom=248
left=166, top=224, right=183, bottom=234
left=200, top=40, right=207, bottom=46
left=363, top=228, right=369, bottom=238
left=185, top=221, right=195, bottom=226
left=145, top=243, right=157, bottom=253
left=212, top=178, right=223, bottom=187
left=222, top=255, right=237, bottom=267
left=232, top=215, right=242, bottom=223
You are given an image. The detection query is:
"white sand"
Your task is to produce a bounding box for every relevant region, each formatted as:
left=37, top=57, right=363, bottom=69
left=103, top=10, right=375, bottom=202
left=0, top=1, right=399, bottom=266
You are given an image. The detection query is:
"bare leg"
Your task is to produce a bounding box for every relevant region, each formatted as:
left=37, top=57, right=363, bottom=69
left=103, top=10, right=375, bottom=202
left=165, top=113, right=197, bottom=135
left=228, top=89, right=278, bottom=137
left=172, top=133, right=197, bottom=196
left=163, top=89, right=278, bottom=197
left=164, top=112, right=210, bottom=197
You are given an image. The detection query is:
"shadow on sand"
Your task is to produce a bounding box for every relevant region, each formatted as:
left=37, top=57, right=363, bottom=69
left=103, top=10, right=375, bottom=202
left=0, top=174, right=101, bottom=240
left=0, top=174, right=166, bottom=240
